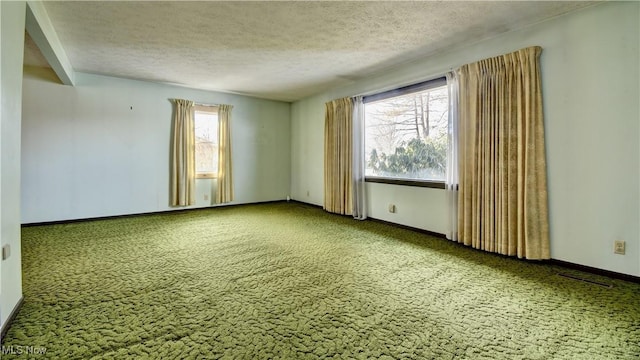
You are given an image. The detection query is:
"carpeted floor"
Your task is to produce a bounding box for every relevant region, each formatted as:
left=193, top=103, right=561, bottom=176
left=2, top=202, right=639, bottom=359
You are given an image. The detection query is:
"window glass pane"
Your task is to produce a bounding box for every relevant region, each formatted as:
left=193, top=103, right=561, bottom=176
left=194, top=112, right=219, bottom=174
left=365, top=85, right=448, bottom=181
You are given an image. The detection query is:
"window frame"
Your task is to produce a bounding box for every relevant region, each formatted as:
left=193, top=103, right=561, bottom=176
left=194, top=105, right=219, bottom=179
left=365, top=177, right=445, bottom=189
left=363, top=76, right=448, bottom=188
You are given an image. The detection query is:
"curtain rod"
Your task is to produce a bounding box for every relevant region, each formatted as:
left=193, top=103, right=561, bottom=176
left=194, top=102, right=219, bottom=107
left=170, top=98, right=227, bottom=107
left=169, top=99, right=219, bottom=107
left=352, top=71, right=455, bottom=99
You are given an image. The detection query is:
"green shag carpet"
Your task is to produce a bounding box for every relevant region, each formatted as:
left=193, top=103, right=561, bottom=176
left=2, top=202, right=639, bottom=359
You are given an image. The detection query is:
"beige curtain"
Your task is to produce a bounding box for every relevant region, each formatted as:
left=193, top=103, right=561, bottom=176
left=324, top=97, right=353, bottom=215
left=170, top=99, right=195, bottom=206
left=457, top=46, right=550, bottom=259
left=216, top=104, right=234, bottom=203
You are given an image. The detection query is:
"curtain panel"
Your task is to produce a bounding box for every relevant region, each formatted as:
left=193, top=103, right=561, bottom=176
left=324, top=97, right=354, bottom=215
left=216, top=104, right=234, bottom=204
left=456, top=46, right=550, bottom=259
left=445, top=72, right=460, bottom=242
left=352, top=96, right=367, bottom=220
left=170, top=99, right=196, bottom=207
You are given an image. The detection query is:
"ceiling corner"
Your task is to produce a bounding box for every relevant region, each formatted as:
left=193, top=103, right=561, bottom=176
left=25, top=1, right=75, bottom=86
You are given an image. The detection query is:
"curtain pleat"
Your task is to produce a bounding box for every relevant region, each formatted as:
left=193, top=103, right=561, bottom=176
left=457, top=46, right=550, bottom=259
left=170, top=99, right=195, bottom=207
left=324, top=97, right=353, bottom=215
left=216, top=104, right=234, bottom=204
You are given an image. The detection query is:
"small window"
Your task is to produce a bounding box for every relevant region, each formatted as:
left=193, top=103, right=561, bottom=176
left=194, top=106, right=219, bottom=178
left=364, top=77, right=448, bottom=185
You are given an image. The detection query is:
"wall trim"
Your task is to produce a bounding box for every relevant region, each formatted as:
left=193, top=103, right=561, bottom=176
left=23, top=199, right=640, bottom=285
left=290, top=199, right=322, bottom=209
left=21, top=200, right=286, bottom=227
left=548, top=259, right=639, bottom=284
left=290, top=199, right=640, bottom=284
left=366, top=216, right=447, bottom=239
left=1, top=296, right=24, bottom=340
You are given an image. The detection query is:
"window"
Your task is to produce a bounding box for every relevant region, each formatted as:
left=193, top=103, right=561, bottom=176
left=194, top=106, right=219, bottom=178
left=364, top=77, right=448, bottom=187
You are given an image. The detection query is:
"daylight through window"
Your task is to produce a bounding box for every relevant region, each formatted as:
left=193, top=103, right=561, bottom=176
left=364, top=77, right=448, bottom=183
left=194, top=108, right=219, bottom=178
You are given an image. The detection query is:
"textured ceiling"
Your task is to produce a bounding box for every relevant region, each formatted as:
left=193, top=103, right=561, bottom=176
left=28, top=1, right=596, bottom=102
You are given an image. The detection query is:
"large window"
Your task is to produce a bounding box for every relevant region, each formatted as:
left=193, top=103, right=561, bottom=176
left=194, top=106, right=219, bottom=178
left=364, top=77, right=448, bottom=186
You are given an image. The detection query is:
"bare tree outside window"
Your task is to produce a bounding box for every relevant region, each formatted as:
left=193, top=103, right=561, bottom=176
left=195, top=111, right=219, bottom=177
left=365, top=85, right=448, bottom=181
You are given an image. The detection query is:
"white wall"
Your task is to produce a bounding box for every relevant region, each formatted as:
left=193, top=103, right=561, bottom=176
left=291, top=2, right=640, bottom=276
left=22, top=68, right=291, bottom=223
left=1, top=0, right=26, bottom=330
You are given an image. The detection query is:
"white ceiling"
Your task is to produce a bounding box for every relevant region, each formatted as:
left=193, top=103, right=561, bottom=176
left=24, top=1, right=596, bottom=102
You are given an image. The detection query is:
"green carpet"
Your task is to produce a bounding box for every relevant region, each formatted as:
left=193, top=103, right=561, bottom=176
left=2, top=202, right=639, bottom=359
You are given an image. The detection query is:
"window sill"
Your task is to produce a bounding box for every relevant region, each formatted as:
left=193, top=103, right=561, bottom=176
left=196, top=174, right=217, bottom=179
left=365, top=177, right=445, bottom=189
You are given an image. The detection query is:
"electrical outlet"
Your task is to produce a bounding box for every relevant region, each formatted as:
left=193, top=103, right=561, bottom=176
left=2, top=245, right=10, bottom=260
left=204, top=194, right=209, bottom=201
left=306, top=191, right=310, bottom=197
left=388, top=204, right=396, bottom=213
left=614, top=240, right=625, bottom=255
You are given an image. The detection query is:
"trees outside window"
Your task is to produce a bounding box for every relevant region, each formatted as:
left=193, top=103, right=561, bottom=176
left=194, top=110, right=218, bottom=178
left=365, top=83, right=448, bottom=181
